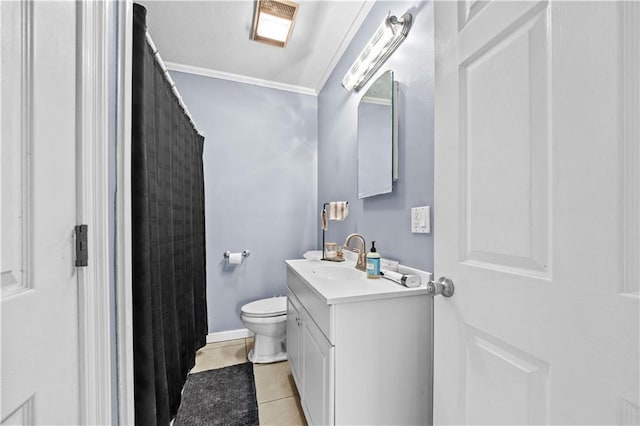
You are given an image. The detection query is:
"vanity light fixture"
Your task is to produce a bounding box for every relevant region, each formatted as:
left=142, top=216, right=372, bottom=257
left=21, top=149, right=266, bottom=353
left=251, top=0, right=299, bottom=48
left=342, top=12, right=412, bottom=92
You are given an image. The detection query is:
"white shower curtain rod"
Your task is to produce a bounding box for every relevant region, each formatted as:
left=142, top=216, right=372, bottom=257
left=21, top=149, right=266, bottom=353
left=145, top=31, right=203, bottom=137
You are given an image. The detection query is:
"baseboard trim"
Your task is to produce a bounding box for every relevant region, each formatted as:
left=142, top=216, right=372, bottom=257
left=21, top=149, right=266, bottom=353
left=206, top=329, right=254, bottom=343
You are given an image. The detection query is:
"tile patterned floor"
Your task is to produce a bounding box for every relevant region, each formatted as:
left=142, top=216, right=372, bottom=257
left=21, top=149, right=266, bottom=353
left=190, top=338, right=307, bottom=425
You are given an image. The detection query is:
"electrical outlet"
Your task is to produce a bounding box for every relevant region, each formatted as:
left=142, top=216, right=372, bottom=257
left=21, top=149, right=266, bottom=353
left=411, top=206, right=430, bottom=233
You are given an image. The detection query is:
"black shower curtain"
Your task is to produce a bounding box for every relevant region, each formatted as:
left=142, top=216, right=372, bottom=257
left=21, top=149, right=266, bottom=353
left=131, top=5, right=208, bottom=425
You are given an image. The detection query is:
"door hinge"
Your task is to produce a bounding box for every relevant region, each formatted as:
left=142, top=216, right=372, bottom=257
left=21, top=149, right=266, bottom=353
left=75, top=224, right=88, bottom=267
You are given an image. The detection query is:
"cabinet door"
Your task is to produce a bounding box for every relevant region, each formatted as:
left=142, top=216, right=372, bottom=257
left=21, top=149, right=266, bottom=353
left=286, top=294, right=302, bottom=391
left=302, top=317, right=334, bottom=426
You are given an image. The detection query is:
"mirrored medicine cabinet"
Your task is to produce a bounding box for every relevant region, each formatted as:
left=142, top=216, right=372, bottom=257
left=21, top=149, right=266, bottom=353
left=357, top=70, right=398, bottom=199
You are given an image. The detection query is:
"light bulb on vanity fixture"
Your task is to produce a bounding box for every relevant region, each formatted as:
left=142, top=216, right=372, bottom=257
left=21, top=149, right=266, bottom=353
left=342, top=12, right=412, bottom=92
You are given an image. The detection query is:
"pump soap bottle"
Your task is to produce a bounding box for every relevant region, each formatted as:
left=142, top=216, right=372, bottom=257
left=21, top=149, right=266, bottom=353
left=366, top=241, right=381, bottom=279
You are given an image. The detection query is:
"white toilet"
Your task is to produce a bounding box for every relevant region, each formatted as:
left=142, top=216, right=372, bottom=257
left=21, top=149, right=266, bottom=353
left=240, top=296, right=287, bottom=363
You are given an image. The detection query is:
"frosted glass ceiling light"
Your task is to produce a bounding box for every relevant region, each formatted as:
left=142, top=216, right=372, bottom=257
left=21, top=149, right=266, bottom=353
left=256, top=13, right=291, bottom=42
left=252, top=0, right=299, bottom=48
left=342, top=13, right=412, bottom=92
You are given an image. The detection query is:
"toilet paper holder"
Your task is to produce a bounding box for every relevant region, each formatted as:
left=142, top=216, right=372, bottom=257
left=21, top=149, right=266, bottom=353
left=224, top=250, right=250, bottom=259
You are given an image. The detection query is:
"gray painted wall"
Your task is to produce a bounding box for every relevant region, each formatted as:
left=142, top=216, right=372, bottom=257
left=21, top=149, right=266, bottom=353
left=168, top=0, right=433, bottom=333
left=171, top=72, right=318, bottom=333
left=318, top=0, right=435, bottom=272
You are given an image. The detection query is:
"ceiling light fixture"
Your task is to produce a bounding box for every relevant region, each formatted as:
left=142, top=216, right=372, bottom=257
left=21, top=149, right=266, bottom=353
left=251, top=0, right=299, bottom=48
left=342, top=12, right=412, bottom=92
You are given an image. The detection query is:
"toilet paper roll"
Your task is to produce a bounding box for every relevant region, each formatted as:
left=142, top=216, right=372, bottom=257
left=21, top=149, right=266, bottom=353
left=228, top=252, right=243, bottom=264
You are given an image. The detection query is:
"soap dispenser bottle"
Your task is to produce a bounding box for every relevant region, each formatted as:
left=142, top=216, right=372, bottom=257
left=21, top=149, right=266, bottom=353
left=366, top=241, right=381, bottom=279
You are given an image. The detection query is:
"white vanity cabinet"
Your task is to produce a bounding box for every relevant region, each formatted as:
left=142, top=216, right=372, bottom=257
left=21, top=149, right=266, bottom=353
left=286, top=260, right=432, bottom=426
left=287, top=286, right=334, bottom=425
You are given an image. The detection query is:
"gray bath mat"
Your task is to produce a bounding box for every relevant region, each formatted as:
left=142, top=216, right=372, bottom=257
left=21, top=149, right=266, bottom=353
left=174, top=362, right=259, bottom=426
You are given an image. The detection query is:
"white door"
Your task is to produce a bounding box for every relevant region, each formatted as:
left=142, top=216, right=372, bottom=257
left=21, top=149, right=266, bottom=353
left=434, top=1, right=640, bottom=424
left=1, top=1, right=80, bottom=424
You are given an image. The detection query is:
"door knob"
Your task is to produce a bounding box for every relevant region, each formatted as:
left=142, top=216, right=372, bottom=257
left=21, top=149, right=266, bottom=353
left=427, top=276, right=455, bottom=297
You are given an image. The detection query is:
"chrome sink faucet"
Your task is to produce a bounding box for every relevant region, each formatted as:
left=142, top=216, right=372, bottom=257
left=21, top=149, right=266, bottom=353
left=343, top=233, right=366, bottom=272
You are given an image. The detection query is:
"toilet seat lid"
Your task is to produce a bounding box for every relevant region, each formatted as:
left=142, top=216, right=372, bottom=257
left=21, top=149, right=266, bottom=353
left=241, top=296, right=287, bottom=317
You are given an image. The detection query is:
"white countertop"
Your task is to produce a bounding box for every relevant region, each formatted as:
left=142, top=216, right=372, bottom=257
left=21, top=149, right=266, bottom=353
left=285, top=258, right=429, bottom=304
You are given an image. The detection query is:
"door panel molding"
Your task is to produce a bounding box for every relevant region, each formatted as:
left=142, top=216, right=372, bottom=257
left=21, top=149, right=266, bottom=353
left=457, top=0, right=490, bottom=31
left=458, top=5, right=551, bottom=279
left=1, top=0, right=33, bottom=299
left=464, top=325, right=549, bottom=425
left=1, top=396, right=34, bottom=426
left=458, top=1, right=548, bottom=63
left=620, top=1, right=640, bottom=297
left=621, top=399, right=640, bottom=425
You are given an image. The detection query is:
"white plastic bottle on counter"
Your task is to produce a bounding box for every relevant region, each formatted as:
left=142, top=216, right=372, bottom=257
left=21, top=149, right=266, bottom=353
left=366, top=241, right=381, bottom=279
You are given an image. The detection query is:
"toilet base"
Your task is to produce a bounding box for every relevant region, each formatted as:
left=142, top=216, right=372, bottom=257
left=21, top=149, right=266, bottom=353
left=247, top=333, right=287, bottom=364
left=248, top=348, right=287, bottom=364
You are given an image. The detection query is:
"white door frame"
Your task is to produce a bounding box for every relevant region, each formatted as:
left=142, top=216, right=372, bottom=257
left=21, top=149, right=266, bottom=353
left=79, top=1, right=136, bottom=423
left=76, top=0, right=119, bottom=424
left=114, top=0, right=135, bottom=425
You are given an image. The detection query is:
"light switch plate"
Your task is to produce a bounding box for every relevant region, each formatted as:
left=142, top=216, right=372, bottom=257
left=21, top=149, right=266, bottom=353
left=411, top=206, right=431, bottom=233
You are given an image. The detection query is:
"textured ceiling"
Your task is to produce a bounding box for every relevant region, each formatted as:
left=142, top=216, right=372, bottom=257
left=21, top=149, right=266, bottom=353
left=139, top=1, right=373, bottom=94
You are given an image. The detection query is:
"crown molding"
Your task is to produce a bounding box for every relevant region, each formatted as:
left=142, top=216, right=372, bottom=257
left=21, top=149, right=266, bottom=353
left=165, top=61, right=317, bottom=96
left=162, top=1, right=375, bottom=97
